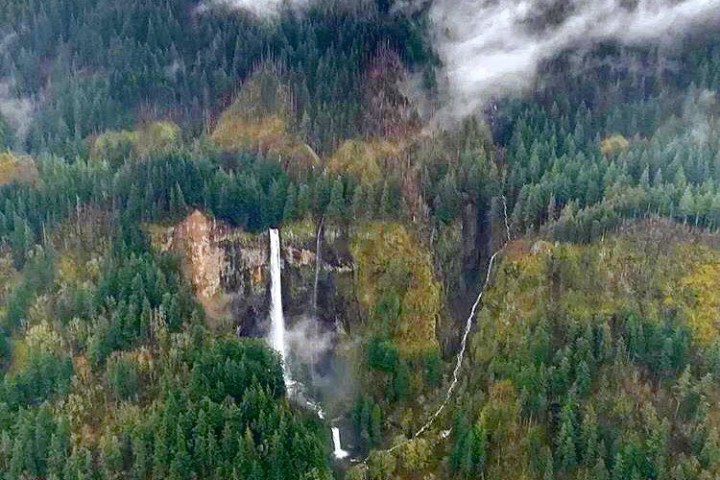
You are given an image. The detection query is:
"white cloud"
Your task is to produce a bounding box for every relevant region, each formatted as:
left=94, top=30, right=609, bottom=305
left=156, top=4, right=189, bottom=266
left=0, top=34, right=35, bottom=142
left=426, top=0, right=720, bottom=119
left=198, top=0, right=308, bottom=17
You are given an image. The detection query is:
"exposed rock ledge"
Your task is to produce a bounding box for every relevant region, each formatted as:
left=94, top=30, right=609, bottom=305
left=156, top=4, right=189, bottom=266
left=154, top=210, right=352, bottom=330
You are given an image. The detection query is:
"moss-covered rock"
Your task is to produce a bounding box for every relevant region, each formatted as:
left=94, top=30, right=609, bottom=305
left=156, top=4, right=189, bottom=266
left=211, top=67, right=319, bottom=175
left=351, top=222, right=441, bottom=356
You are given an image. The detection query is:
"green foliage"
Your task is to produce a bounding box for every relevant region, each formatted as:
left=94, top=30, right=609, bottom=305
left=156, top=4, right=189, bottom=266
left=368, top=449, right=396, bottom=480
left=422, top=349, right=443, bottom=387
left=352, top=396, right=384, bottom=452
left=105, top=356, right=140, bottom=402
left=352, top=223, right=441, bottom=355
left=1, top=351, right=73, bottom=409
left=419, top=118, right=499, bottom=226
left=0, top=321, right=330, bottom=479
left=450, top=414, right=488, bottom=479
left=501, top=54, right=720, bottom=242
left=189, top=338, right=286, bottom=402
left=0, top=117, right=6, bottom=148
left=449, top=233, right=720, bottom=479
left=0, top=0, right=431, bottom=156
left=3, top=2, right=720, bottom=480
left=367, top=336, right=399, bottom=373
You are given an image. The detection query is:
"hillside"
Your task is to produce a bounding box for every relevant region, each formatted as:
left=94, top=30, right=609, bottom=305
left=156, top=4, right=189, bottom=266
left=1, top=1, right=720, bottom=480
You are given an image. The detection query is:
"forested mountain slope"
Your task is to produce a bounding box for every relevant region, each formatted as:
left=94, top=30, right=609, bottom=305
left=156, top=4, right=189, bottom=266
left=1, top=1, right=720, bottom=479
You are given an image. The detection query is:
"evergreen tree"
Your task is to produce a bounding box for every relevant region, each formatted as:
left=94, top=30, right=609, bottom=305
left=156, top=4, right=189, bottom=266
left=327, top=176, right=346, bottom=223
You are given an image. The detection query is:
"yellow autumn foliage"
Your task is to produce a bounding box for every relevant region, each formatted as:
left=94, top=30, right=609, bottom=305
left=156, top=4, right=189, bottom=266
left=670, top=248, right=720, bottom=346
left=0, top=151, right=37, bottom=186
left=213, top=113, right=290, bottom=153
left=90, top=129, right=138, bottom=166
left=328, top=138, right=405, bottom=186
left=600, top=133, right=631, bottom=155
left=351, top=222, right=441, bottom=355
left=135, top=121, right=181, bottom=157
left=25, top=321, right=64, bottom=355
left=91, top=121, right=181, bottom=165
left=8, top=338, right=28, bottom=374
left=478, top=380, right=534, bottom=480
left=211, top=68, right=318, bottom=173
left=57, top=254, right=102, bottom=287
left=478, top=225, right=720, bottom=353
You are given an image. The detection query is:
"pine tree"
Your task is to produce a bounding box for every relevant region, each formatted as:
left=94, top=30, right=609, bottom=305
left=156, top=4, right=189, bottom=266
left=612, top=451, right=626, bottom=480
left=47, top=428, right=68, bottom=478
left=169, top=183, right=188, bottom=217
left=326, top=176, right=346, bottom=223
left=593, top=456, right=610, bottom=480
left=679, top=186, right=695, bottom=224
left=297, top=184, right=311, bottom=219
left=576, top=360, right=592, bottom=397
left=581, top=405, right=600, bottom=464
left=132, top=436, right=148, bottom=480
left=11, top=214, right=31, bottom=269
left=283, top=183, right=297, bottom=222
left=380, top=181, right=395, bottom=219
left=370, top=404, right=382, bottom=446
left=557, top=399, right=578, bottom=471
left=351, top=184, right=366, bottom=220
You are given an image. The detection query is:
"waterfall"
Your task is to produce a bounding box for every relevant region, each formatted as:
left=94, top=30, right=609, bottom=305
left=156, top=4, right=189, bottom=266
left=502, top=195, right=511, bottom=244
left=310, top=218, right=324, bottom=386
left=268, top=228, right=352, bottom=460
left=373, top=249, right=503, bottom=462
left=413, top=250, right=503, bottom=438
left=269, top=229, right=290, bottom=384
left=332, top=427, right=349, bottom=459
left=412, top=196, right=512, bottom=439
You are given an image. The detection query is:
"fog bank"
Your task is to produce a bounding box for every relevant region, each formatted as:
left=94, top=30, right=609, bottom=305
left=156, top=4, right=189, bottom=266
left=426, top=0, right=720, bottom=119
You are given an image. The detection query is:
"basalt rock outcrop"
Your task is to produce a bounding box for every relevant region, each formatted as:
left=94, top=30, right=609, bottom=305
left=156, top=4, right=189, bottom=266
left=157, top=210, right=355, bottom=338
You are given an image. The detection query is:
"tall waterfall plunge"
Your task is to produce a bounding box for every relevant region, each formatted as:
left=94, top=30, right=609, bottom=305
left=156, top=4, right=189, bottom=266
left=267, top=228, right=348, bottom=459
left=269, top=229, right=290, bottom=384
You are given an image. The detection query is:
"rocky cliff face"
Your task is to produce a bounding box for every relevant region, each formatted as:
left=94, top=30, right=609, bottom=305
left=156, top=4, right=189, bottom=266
left=157, top=210, right=355, bottom=339
left=460, top=201, right=492, bottom=296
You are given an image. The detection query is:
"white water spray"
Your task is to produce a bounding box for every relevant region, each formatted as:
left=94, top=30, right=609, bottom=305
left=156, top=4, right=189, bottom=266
left=332, top=427, right=349, bottom=459
left=269, top=229, right=290, bottom=384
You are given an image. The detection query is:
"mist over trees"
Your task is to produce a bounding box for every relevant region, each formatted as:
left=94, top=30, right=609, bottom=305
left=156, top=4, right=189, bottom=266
left=1, top=0, right=720, bottom=479
left=0, top=0, right=430, bottom=156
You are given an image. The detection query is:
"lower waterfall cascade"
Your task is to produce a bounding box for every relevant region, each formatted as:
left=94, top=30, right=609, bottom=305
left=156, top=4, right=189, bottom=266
left=369, top=196, right=512, bottom=462
left=332, top=427, right=349, bottom=459
left=412, top=196, right=512, bottom=439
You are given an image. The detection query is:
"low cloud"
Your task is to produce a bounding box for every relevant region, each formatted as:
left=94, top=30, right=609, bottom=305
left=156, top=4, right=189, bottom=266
left=421, top=0, right=720, bottom=120
left=0, top=33, right=35, bottom=143
left=197, top=0, right=720, bottom=122
left=0, top=81, right=34, bottom=142
left=197, top=0, right=308, bottom=16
